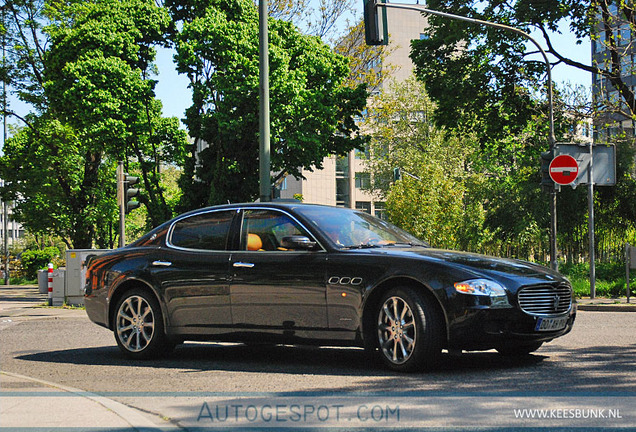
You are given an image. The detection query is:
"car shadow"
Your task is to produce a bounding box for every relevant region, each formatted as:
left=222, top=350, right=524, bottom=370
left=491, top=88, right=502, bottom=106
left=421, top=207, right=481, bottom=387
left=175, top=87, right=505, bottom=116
left=16, top=342, right=545, bottom=377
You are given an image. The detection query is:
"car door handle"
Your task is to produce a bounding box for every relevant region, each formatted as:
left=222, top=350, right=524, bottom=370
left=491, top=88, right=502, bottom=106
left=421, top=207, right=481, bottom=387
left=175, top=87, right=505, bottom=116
left=152, top=261, right=172, bottom=267
left=233, top=262, right=255, bottom=268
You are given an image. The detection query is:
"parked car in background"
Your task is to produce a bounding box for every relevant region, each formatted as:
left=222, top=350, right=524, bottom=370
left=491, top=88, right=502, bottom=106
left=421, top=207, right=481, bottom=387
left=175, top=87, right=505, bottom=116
left=84, top=202, right=575, bottom=371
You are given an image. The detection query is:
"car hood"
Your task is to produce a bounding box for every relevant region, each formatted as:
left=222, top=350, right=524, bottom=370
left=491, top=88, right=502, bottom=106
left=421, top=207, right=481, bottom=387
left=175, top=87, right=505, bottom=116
left=383, top=247, right=568, bottom=288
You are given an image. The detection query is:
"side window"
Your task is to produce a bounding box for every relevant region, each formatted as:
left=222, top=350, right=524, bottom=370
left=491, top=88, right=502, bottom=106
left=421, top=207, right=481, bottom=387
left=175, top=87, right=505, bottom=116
left=170, top=211, right=234, bottom=251
left=241, top=210, right=310, bottom=251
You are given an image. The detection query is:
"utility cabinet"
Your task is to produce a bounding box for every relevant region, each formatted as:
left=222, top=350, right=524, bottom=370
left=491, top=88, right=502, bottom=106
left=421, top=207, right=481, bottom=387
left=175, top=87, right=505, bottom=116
left=65, top=249, right=112, bottom=305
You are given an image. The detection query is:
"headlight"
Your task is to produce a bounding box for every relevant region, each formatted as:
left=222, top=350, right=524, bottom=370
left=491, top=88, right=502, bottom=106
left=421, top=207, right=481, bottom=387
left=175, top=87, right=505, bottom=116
left=454, top=279, right=510, bottom=307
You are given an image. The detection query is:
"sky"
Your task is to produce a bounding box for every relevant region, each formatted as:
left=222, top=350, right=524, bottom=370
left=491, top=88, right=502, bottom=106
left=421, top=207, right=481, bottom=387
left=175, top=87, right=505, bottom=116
left=4, top=2, right=593, bottom=139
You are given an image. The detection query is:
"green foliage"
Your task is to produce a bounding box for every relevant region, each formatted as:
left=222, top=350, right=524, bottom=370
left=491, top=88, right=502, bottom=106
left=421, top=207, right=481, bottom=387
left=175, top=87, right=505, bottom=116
left=19, top=247, right=60, bottom=280
left=362, top=78, right=486, bottom=250
left=172, top=0, right=367, bottom=208
left=407, top=1, right=636, bottom=262
left=1, top=0, right=187, bottom=247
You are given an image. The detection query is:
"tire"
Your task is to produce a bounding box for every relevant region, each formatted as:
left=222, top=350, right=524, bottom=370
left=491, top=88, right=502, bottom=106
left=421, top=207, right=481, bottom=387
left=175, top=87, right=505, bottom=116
left=113, top=288, right=173, bottom=359
left=496, top=342, right=543, bottom=356
left=373, top=287, right=443, bottom=372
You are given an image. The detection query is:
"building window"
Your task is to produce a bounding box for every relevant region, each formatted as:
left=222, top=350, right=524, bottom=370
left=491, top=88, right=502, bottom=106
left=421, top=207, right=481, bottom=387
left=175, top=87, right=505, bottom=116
left=595, top=32, right=606, bottom=53
left=336, top=178, right=349, bottom=207
left=356, top=201, right=371, bottom=214
left=621, top=54, right=632, bottom=75
left=374, top=202, right=388, bottom=220
left=335, top=156, right=349, bottom=177
left=355, top=145, right=370, bottom=160
left=620, top=25, right=631, bottom=46
left=355, top=172, right=371, bottom=189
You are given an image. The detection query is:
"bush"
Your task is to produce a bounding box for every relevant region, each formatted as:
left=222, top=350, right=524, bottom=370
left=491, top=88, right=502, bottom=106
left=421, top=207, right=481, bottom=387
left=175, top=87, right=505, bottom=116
left=19, top=247, right=61, bottom=280
left=559, top=261, right=633, bottom=298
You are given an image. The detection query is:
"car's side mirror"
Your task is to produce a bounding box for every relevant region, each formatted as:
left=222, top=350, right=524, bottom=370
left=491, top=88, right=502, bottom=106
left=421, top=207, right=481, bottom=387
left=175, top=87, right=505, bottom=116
left=281, top=236, right=318, bottom=250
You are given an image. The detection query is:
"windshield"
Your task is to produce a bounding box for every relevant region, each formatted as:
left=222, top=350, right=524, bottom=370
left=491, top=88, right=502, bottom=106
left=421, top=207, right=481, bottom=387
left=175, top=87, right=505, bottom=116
left=295, top=206, right=428, bottom=249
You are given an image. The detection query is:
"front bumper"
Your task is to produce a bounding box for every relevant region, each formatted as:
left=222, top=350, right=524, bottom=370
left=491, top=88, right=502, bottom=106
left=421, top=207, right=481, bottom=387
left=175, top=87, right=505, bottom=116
left=447, top=302, right=576, bottom=351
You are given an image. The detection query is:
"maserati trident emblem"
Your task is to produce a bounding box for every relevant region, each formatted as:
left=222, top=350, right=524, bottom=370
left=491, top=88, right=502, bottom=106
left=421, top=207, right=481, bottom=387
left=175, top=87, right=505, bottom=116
left=553, top=294, right=561, bottom=312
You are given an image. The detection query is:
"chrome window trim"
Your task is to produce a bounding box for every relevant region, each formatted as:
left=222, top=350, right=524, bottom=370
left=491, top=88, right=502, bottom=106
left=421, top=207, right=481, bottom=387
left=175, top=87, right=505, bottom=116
left=166, top=206, right=326, bottom=253
left=166, top=208, right=239, bottom=253
left=237, top=206, right=327, bottom=253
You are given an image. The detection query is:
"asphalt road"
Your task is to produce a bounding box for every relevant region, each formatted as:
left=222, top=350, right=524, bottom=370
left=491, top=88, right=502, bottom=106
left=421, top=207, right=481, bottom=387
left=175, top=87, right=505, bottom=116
left=2, top=308, right=636, bottom=430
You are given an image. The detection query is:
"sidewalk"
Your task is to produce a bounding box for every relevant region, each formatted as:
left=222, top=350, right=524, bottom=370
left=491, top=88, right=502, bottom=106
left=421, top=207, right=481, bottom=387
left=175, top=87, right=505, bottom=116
left=0, top=371, right=171, bottom=431
left=0, top=285, right=176, bottom=431
left=576, top=296, right=636, bottom=311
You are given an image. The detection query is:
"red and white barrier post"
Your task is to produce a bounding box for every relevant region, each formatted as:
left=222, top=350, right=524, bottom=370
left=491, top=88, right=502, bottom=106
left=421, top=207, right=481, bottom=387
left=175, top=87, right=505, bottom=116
left=47, top=263, right=53, bottom=306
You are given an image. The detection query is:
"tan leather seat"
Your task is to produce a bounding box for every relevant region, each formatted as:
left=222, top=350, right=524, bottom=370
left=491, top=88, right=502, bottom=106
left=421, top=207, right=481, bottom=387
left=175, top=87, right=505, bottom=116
left=247, top=233, right=263, bottom=251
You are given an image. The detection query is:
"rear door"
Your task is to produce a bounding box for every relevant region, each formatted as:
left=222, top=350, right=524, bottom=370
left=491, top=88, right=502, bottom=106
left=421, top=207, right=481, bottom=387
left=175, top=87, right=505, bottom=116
left=153, top=209, right=237, bottom=331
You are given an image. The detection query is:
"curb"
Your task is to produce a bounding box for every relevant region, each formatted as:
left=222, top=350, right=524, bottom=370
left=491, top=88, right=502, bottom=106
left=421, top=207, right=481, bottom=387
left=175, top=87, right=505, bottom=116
left=577, top=304, right=636, bottom=312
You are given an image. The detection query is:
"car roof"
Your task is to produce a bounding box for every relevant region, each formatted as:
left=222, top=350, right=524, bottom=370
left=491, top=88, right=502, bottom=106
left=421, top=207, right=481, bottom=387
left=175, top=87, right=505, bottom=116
left=180, top=200, right=343, bottom=215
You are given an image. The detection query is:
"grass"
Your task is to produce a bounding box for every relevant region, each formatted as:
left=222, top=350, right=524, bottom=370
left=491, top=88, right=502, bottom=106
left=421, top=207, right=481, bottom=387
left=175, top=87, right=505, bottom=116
left=559, top=261, right=633, bottom=298
left=8, top=277, right=37, bottom=285
left=35, top=302, right=85, bottom=310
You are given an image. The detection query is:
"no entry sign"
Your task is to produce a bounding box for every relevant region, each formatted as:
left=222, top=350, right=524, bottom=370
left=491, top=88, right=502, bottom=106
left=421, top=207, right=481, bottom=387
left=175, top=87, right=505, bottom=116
left=549, top=154, right=579, bottom=185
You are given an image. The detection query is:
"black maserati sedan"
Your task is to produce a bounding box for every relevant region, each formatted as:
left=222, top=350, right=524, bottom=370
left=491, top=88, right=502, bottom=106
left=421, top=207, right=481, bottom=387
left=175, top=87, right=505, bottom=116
left=84, top=202, right=575, bottom=371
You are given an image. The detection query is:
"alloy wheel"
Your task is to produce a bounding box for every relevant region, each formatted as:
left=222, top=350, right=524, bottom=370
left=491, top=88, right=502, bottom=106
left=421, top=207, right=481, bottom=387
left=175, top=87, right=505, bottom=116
left=116, top=295, right=156, bottom=353
left=377, top=296, right=417, bottom=365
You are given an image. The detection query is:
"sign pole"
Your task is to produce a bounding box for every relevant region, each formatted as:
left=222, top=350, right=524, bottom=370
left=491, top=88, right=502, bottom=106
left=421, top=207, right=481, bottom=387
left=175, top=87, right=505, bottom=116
left=588, top=142, right=595, bottom=298
left=117, top=161, right=125, bottom=248
left=626, top=243, right=631, bottom=304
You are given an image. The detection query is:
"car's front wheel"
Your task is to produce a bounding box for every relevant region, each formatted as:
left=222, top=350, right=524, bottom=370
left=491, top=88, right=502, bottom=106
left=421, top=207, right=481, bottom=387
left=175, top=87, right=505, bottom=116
left=374, top=287, right=443, bottom=372
left=113, top=288, right=173, bottom=359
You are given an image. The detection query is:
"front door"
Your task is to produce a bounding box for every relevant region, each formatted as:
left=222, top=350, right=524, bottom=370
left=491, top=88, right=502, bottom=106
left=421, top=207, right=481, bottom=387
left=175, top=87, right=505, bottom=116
left=230, top=209, right=328, bottom=335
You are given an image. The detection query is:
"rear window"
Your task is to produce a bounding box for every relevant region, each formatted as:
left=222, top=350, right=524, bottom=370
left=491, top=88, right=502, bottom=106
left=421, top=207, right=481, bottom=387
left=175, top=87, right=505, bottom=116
left=170, top=211, right=234, bottom=251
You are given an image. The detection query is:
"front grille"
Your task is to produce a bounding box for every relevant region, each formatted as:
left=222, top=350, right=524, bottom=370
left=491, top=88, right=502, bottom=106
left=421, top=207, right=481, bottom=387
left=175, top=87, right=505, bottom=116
left=518, top=284, right=572, bottom=316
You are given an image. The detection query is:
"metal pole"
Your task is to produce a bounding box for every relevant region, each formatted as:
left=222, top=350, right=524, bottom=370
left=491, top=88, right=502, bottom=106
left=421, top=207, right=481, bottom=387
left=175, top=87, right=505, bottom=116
left=588, top=142, right=595, bottom=298
left=378, top=2, right=559, bottom=269
left=626, top=243, right=630, bottom=303
left=117, top=162, right=125, bottom=248
left=2, top=5, right=9, bottom=284
left=259, top=0, right=271, bottom=202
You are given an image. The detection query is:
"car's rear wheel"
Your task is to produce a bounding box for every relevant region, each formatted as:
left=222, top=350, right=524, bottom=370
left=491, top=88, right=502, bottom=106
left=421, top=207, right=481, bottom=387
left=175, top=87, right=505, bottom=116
left=113, top=288, right=173, bottom=359
left=496, top=341, right=543, bottom=356
left=374, top=287, right=443, bottom=372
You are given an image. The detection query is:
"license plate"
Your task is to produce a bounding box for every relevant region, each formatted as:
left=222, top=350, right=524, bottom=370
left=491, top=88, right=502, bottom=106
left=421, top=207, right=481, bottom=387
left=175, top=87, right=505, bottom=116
left=535, top=316, right=568, bottom=332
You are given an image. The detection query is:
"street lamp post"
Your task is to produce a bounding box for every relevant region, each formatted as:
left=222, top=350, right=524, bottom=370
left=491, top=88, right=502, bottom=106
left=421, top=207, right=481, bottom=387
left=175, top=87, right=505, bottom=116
left=2, top=4, right=9, bottom=284
left=375, top=2, right=559, bottom=270
left=259, top=0, right=271, bottom=202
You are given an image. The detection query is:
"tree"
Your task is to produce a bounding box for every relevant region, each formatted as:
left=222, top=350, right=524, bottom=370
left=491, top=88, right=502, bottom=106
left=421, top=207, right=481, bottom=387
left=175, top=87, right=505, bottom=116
left=410, top=0, right=547, bottom=148
left=411, top=0, right=636, bottom=130
left=362, top=78, right=486, bottom=250
left=1, top=0, right=187, bottom=248
left=170, top=0, right=367, bottom=209
left=333, top=20, right=392, bottom=94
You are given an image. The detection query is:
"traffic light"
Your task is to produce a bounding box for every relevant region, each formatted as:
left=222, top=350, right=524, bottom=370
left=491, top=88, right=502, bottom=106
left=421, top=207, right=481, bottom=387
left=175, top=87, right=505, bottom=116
left=363, top=0, right=388, bottom=46
left=393, top=167, right=402, bottom=182
left=124, top=173, right=141, bottom=214
left=540, top=150, right=554, bottom=191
